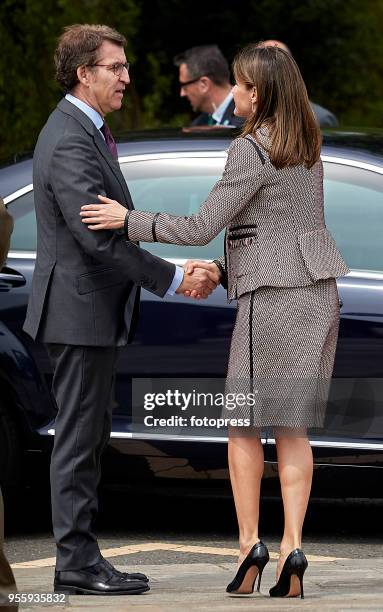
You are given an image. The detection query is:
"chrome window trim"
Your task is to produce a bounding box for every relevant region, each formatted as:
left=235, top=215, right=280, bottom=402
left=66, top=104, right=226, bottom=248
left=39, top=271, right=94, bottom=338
left=321, top=155, right=383, bottom=175
left=7, top=251, right=36, bottom=259
left=268, top=438, right=383, bottom=451
left=44, top=427, right=383, bottom=450
left=118, top=151, right=228, bottom=164
left=4, top=183, right=33, bottom=205
left=6, top=250, right=383, bottom=281
left=344, top=271, right=383, bottom=281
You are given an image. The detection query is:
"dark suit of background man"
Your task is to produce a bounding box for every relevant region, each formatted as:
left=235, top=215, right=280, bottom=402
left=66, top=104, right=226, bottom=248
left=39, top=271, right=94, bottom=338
left=262, top=39, right=339, bottom=127
left=0, top=199, right=18, bottom=610
left=174, top=45, right=243, bottom=127
left=23, top=24, right=216, bottom=597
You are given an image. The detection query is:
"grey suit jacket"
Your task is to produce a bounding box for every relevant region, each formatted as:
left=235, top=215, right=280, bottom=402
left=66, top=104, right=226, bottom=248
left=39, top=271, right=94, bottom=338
left=191, top=99, right=244, bottom=128
left=124, top=128, right=349, bottom=301
left=23, top=98, right=175, bottom=345
left=310, top=102, right=338, bottom=128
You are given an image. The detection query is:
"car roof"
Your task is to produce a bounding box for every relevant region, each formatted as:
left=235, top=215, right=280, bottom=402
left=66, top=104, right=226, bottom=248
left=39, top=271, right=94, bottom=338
left=1, top=127, right=383, bottom=199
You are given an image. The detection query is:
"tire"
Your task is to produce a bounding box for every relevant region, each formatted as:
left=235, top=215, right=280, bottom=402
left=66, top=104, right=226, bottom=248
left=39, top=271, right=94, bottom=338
left=0, top=397, right=22, bottom=489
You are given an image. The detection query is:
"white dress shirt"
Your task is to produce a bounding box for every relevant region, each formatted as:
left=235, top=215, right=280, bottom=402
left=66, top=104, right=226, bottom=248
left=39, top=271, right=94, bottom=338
left=212, top=91, right=234, bottom=125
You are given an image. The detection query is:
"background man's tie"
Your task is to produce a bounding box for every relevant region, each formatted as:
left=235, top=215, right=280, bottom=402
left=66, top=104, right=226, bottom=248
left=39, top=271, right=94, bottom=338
left=100, top=122, right=118, bottom=160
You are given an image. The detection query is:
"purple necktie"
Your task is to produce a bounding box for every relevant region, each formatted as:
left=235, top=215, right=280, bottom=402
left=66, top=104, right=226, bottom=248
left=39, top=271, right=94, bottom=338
left=100, top=122, right=118, bottom=160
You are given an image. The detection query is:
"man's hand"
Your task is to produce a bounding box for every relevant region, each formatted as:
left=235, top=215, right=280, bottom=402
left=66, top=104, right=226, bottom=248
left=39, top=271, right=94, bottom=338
left=176, top=265, right=218, bottom=299
left=179, top=260, right=222, bottom=299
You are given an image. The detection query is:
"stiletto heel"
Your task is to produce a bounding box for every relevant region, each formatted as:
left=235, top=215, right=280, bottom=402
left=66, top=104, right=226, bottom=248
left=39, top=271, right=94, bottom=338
left=256, top=565, right=264, bottom=592
left=226, top=541, right=269, bottom=595
left=299, top=574, right=304, bottom=599
left=269, top=548, right=308, bottom=599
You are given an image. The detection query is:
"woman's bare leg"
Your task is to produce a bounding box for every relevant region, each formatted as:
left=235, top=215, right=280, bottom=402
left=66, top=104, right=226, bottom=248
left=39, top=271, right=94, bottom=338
left=228, top=429, right=264, bottom=562
left=274, top=430, right=313, bottom=594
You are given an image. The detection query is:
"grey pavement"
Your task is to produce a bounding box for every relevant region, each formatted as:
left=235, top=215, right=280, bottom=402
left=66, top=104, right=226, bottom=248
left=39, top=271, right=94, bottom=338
left=3, top=493, right=383, bottom=610
left=8, top=557, right=383, bottom=611
left=5, top=533, right=383, bottom=564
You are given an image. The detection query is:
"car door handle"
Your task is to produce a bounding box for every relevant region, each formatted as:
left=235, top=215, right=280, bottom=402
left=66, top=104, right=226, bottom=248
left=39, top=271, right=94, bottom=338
left=0, top=267, right=26, bottom=289
left=339, top=298, right=343, bottom=308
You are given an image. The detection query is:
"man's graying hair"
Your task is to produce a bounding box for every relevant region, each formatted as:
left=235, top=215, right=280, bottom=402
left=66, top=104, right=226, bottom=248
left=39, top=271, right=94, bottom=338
left=55, top=24, right=126, bottom=92
left=174, top=45, right=230, bottom=86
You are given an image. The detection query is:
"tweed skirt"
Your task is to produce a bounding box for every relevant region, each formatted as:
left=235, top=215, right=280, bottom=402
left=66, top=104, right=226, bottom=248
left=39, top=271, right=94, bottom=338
left=225, top=278, right=340, bottom=431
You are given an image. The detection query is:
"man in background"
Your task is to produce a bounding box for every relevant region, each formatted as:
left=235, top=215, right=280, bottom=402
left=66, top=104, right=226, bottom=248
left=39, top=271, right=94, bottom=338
left=262, top=39, right=339, bottom=127
left=174, top=44, right=243, bottom=127
left=0, top=198, right=18, bottom=610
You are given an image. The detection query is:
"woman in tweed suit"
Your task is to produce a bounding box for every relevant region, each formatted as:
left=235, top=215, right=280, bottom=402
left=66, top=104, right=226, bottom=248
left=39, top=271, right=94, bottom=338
left=81, top=44, right=349, bottom=598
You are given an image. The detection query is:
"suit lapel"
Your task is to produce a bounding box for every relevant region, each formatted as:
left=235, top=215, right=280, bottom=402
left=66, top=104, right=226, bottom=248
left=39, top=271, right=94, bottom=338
left=57, top=98, right=134, bottom=210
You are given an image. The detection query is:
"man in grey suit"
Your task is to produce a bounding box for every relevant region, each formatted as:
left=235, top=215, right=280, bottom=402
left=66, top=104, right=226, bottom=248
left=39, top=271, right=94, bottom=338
left=23, top=24, right=216, bottom=596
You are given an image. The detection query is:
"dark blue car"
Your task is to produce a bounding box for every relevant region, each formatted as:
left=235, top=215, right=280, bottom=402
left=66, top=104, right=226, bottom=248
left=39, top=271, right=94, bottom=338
left=1, top=129, right=383, bottom=498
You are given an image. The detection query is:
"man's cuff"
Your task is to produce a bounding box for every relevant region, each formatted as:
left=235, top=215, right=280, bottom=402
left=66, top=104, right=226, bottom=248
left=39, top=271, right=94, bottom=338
left=166, top=265, right=184, bottom=296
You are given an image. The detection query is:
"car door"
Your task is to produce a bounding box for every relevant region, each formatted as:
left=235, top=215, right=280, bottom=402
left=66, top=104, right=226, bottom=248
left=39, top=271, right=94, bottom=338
left=1, top=185, right=56, bottom=431
left=321, top=156, right=383, bottom=441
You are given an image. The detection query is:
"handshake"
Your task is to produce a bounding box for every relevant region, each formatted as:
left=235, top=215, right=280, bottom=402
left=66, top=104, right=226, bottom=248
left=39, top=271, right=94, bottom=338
left=175, top=260, right=222, bottom=299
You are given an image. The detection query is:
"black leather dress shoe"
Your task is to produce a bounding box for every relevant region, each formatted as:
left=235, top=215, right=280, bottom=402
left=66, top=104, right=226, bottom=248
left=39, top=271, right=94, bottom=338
left=54, top=561, right=150, bottom=595
left=100, top=557, right=149, bottom=582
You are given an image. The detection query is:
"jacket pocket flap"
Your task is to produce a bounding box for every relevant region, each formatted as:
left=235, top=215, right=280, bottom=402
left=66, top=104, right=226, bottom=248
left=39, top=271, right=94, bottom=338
left=77, top=268, right=123, bottom=294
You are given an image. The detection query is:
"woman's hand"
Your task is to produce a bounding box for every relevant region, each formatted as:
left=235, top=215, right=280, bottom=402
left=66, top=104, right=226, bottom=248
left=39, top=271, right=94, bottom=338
left=80, top=195, right=126, bottom=230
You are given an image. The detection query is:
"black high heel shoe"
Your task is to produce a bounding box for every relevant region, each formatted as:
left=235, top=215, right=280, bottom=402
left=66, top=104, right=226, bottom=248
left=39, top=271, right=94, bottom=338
left=226, top=541, right=269, bottom=595
left=269, top=548, right=308, bottom=599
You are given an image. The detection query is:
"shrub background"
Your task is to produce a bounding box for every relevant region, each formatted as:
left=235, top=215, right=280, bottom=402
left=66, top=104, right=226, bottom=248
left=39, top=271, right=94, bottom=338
left=1, top=0, right=382, bottom=162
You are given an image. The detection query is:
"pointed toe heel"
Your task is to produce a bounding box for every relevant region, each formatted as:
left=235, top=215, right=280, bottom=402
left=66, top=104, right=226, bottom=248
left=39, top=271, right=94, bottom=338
left=226, top=541, right=269, bottom=595
left=269, top=548, right=308, bottom=599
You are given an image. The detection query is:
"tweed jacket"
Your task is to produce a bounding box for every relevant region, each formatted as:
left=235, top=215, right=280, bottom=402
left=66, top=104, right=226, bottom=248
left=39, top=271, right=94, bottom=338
left=125, top=128, right=349, bottom=300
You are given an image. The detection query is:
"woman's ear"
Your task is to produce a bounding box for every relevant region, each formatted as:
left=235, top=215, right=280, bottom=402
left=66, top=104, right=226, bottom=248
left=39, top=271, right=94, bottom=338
left=251, top=87, right=257, bottom=104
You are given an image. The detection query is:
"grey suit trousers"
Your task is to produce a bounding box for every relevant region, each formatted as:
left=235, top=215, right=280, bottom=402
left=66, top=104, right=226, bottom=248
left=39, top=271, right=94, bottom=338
left=45, top=344, right=119, bottom=571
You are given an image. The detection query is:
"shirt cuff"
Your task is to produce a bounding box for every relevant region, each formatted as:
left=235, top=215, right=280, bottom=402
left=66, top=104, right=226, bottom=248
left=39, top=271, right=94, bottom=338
left=166, top=265, right=184, bottom=296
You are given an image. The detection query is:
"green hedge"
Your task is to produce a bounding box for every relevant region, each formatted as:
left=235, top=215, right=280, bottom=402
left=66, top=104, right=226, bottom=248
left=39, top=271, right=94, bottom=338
left=1, top=0, right=382, bottom=163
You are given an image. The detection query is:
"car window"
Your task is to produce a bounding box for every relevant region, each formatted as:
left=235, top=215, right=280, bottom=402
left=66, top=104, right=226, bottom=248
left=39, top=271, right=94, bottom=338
left=6, top=156, right=383, bottom=275
left=323, top=162, right=383, bottom=272
left=121, top=156, right=226, bottom=260
left=7, top=189, right=36, bottom=252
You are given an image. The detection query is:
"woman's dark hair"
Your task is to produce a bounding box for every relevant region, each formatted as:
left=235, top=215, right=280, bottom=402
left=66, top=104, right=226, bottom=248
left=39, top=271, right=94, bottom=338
left=233, top=43, right=321, bottom=168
